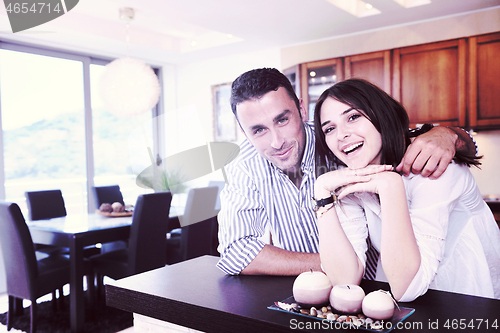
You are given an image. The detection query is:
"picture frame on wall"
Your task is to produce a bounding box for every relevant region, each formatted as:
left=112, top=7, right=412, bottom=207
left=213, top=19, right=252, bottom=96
left=212, top=82, right=237, bottom=142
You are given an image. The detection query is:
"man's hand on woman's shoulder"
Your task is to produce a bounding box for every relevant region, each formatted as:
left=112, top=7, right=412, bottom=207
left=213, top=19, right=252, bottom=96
left=397, top=126, right=458, bottom=179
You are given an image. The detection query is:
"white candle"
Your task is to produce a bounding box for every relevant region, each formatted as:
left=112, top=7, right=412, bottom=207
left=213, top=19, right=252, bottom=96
left=362, top=290, right=395, bottom=320
left=293, top=271, right=332, bottom=306
left=329, top=284, right=365, bottom=313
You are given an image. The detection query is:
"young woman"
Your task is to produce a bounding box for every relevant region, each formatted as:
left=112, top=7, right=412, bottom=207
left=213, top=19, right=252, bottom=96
left=313, top=78, right=500, bottom=302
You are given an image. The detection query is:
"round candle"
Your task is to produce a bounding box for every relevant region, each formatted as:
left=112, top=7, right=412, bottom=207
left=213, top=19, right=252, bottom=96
left=362, top=290, right=395, bottom=320
left=329, top=284, right=365, bottom=313
left=293, top=271, right=332, bottom=306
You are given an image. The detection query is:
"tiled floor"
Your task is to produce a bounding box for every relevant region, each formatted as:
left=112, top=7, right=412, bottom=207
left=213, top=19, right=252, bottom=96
left=0, top=289, right=134, bottom=333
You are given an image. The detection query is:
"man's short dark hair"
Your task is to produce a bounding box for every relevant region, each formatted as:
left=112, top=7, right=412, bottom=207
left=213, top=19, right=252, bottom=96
left=230, top=68, right=300, bottom=118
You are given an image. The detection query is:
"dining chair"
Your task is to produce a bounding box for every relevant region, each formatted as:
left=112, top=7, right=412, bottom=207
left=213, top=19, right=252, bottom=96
left=25, top=189, right=101, bottom=257
left=25, top=190, right=67, bottom=221
left=90, top=191, right=172, bottom=298
left=93, top=185, right=125, bottom=207
left=208, top=180, right=225, bottom=211
left=0, top=201, right=95, bottom=333
left=178, top=186, right=219, bottom=228
left=25, top=190, right=69, bottom=256
left=92, top=185, right=127, bottom=253
left=166, top=186, right=219, bottom=264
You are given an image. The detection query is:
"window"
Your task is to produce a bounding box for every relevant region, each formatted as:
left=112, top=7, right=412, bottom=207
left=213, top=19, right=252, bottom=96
left=90, top=64, right=155, bottom=206
left=0, top=43, right=161, bottom=214
left=0, top=48, right=87, bottom=214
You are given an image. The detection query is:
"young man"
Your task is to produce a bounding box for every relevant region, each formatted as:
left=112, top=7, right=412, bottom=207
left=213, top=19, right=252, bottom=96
left=216, top=68, right=477, bottom=276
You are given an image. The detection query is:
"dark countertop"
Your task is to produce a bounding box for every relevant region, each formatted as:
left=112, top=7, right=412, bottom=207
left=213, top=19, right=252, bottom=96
left=106, top=255, right=500, bottom=333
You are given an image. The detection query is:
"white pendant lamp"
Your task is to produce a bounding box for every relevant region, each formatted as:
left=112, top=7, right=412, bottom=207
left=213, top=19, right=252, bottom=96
left=100, top=7, right=160, bottom=117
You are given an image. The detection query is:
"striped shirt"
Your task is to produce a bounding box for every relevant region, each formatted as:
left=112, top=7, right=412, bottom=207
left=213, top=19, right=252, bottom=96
left=217, top=122, right=318, bottom=274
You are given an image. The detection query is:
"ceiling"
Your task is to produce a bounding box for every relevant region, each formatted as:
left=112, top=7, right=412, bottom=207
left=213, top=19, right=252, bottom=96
left=0, top=0, right=498, bottom=65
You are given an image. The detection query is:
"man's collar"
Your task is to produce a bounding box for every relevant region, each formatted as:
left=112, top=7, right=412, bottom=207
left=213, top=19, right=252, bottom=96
left=301, top=122, right=315, bottom=174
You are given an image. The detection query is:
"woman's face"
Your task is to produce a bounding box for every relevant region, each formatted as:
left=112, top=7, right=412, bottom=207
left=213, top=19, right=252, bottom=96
left=320, top=97, right=383, bottom=169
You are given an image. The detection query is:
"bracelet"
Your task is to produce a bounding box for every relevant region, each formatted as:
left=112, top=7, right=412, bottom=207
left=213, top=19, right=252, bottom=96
left=409, top=123, right=434, bottom=138
left=316, top=202, right=335, bottom=219
left=459, top=127, right=479, bottom=157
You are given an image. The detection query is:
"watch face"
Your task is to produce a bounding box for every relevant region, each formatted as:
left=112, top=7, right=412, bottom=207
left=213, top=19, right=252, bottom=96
left=312, top=196, right=333, bottom=212
left=311, top=198, right=318, bottom=211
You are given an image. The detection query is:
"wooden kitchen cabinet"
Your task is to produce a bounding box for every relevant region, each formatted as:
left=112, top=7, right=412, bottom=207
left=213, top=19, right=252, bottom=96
left=392, top=39, right=467, bottom=128
left=296, top=51, right=391, bottom=121
left=345, top=50, right=392, bottom=95
left=285, top=31, right=500, bottom=130
left=468, top=32, right=500, bottom=129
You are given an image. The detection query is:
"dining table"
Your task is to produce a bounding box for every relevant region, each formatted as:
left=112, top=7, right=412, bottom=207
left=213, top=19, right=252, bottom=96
left=26, top=209, right=182, bottom=333
left=106, top=255, right=500, bottom=333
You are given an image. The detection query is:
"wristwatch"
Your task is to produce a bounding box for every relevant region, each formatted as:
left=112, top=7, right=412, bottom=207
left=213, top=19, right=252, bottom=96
left=311, top=195, right=334, bottom=212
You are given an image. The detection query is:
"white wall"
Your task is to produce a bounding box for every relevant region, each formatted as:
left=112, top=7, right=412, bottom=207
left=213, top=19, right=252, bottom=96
left=471, top=130, right=500, bottom=197
left=175, top=47, right=281, bottom=142
left=161, top=47, right=281, bottom=188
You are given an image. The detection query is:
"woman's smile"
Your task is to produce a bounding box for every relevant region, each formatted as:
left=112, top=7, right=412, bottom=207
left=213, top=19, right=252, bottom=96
left=341, top=141, right=364, bottom=155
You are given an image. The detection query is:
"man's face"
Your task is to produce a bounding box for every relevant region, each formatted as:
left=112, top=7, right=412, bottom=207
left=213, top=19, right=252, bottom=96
left=236, top=87, right=307, bottom=174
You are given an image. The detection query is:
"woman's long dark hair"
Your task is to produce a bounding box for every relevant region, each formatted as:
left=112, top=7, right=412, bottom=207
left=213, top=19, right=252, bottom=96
left=314, top=79, right=411, bottom=177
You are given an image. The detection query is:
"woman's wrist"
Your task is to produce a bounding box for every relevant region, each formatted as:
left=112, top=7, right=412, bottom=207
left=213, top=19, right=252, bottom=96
left=314, top=189, right=331, bottom=200
left=314, top=175, right=332, bottom=199
left=377, top=172, right=403, bottom=197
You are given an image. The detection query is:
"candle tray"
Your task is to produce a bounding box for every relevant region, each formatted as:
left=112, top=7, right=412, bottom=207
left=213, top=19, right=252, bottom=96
left=268, top=296, right=415, bottom=332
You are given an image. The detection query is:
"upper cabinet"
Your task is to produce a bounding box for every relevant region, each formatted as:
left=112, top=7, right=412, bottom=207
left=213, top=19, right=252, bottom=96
left=295, top=51, right=391, bottom=121
left=286, top=31, right=500, bottom=130
left=345, top=50, right=391, bottom=95
left=468, top=32, right=500, bottom=129
left=392, top=39, right=467, bottom=128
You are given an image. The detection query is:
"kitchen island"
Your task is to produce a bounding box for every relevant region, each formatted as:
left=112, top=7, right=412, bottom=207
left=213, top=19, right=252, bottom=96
left=106, top=255, right=500, bottom=333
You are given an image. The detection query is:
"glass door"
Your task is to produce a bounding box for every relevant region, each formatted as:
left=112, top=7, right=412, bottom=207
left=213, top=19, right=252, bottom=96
left=300, top=58, right=344, bottom=121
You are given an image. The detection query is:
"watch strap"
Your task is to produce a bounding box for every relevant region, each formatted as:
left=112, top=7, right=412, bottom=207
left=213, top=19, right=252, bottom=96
left=313, top=195, right=334, bottom=211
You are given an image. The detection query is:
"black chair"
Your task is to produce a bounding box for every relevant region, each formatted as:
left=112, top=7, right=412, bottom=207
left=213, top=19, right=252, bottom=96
left=25, top=189, right=101, bottom=257
left=25, top=190, right=66, bottom=221
left=166, top=186, right=219, bottom=264
left=92, top=185, right=127, bottom=253
left=25, top=190, right=69, bottom=256
left=170, top=216, right=220, bottom=264
left=93, top=185, right=125, bottom=207
left=90, top=191, right=172, bottom=297
left=0, top=201, right=94, bottom=333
